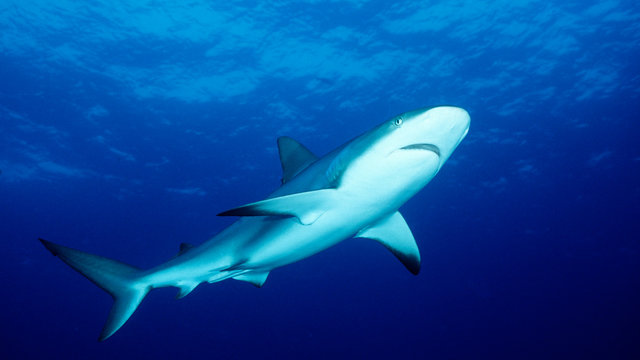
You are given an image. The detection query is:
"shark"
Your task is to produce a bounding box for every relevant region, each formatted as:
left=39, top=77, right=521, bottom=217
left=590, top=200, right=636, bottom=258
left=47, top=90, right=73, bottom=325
left=40, top=105, right=470, bottom=341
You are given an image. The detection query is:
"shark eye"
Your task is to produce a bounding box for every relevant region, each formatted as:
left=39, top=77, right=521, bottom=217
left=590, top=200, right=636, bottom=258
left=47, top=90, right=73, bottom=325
left=393, top=117, right=403, bottom=127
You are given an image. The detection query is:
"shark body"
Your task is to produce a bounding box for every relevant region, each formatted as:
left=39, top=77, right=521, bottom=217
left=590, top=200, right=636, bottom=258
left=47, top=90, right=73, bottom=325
left=40, top=105, right=470, bottom=340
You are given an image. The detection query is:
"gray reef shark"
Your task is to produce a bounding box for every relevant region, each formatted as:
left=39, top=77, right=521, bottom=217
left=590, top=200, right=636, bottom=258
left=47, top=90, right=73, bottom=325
left=40, top=105, right=470, bottom=341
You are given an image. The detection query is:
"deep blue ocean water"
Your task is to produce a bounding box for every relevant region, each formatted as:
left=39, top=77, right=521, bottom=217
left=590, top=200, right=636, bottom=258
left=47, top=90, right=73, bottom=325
left=1, top=1, right=639, bottom=359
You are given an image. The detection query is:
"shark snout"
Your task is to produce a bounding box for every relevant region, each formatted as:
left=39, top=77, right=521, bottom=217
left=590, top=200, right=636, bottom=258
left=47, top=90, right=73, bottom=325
left=411, top=106, right=469, bottom=161
left=429, top=106, right=470, bottom=132
left=426, top=106, right=470, bottom=143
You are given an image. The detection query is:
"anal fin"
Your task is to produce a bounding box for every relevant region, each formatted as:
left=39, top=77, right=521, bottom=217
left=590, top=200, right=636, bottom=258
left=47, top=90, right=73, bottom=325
left=176, top=281, right=199, bottom=299
left=233, top=271, right=270, bottom=288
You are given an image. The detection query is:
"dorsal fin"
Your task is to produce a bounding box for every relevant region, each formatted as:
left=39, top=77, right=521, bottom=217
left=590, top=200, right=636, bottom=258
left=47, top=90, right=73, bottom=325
left=178, top=243, right=194, bottom=255
left=277, top=136, right=318, bottom=183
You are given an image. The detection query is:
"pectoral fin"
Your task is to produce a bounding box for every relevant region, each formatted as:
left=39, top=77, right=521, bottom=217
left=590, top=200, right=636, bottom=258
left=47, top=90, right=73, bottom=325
left=217, top=189, right=337, bottom=225
left=233, top=271, right=270, bottom=288
left=355, top=211, right=421, bottom=275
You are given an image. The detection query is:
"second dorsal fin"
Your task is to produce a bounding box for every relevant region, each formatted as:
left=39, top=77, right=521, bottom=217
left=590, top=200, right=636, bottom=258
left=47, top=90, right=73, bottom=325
left=178, top=243, right=194, bottom=255
left=277, top=136, right=318, bottom=183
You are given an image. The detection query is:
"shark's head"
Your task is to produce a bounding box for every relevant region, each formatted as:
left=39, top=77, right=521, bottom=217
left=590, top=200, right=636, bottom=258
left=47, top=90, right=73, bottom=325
left=331, top=106, right=470, bottom=205
left=384, top=106, right=470, bottom=165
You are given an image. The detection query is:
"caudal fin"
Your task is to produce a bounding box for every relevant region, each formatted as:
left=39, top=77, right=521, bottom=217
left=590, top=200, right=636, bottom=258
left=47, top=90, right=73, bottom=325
left=39, top=238, right=149, bottom=341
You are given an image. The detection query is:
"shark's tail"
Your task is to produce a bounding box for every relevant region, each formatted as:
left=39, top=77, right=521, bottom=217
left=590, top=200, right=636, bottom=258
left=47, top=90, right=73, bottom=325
left=39, top=238, right=149, bottom=341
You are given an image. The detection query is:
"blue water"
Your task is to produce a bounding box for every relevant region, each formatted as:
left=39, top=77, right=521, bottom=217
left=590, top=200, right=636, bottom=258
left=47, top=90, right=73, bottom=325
left=1, top=1, right=639, bottom=359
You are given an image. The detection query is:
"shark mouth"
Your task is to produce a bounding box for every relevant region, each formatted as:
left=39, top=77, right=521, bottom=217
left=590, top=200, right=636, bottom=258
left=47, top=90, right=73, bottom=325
left=400, top=143, right=441, bottom=157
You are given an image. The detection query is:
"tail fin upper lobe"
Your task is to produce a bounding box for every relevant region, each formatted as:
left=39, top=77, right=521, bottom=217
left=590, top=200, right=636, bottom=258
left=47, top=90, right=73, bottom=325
left=39, top=238, right=149, bottom=341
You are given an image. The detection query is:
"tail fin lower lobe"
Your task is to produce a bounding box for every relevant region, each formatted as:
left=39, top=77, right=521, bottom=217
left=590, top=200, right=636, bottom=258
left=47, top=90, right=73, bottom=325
left=39, top=238, right=149, bottom=341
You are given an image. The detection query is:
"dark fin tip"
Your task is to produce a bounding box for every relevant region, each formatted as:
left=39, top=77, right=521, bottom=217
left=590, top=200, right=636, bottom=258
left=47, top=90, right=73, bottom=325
left=392, top=249, right=420, bottom=275
left=217, top=208, right=245, bottom=217
left=407, top=255, right=421, bottom=275
left=410, top=263, right=421, bottom=275
left=218, top=205, right=264, bottom=218
left=39, top=238, right=59, bottom=256
left=217, top=210, right=233, bottom=217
